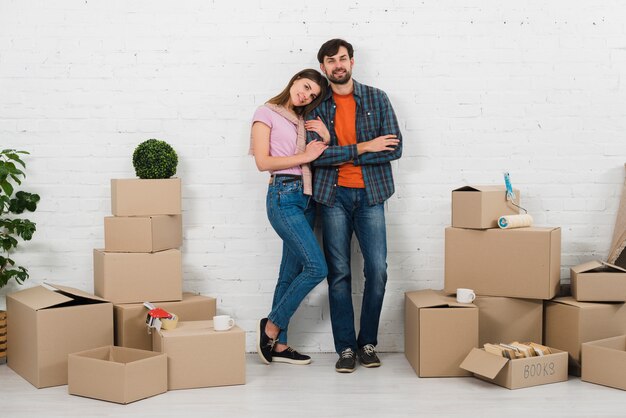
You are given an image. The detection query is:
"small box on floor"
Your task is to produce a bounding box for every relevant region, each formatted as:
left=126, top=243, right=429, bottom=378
left=68, top=346, right=167, bottom=404
left=460, top=346, right=568, bottom=389
left=544, top=297, right=626, bottom=376
left=582, top=335, right=626, bottom=391
left=111, top=178, right=181, bottom=216
left=570, top=260, right=626, bottom=302
left=451, top=185, right=520, bottom=229
left=6, top=284, right=113, bottom=388
left=404, top=289, right=478, bottom=377
left=93, top=248, right=182, bottom=304
left=114, top=293, right=217, bottom=350
left=104, top=215, right=182, bottom=253
left=152, top=320, right=245, bottom=390
left=474, top=296, right=543, bottom=346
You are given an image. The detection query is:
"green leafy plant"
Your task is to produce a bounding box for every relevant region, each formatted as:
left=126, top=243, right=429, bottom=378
left=0, top=149, right=40, bottom=288
left=132, top=139, right=178, bottom=179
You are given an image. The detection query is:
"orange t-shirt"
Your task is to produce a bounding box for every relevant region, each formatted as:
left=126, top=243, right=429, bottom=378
left=333, top=92, right=365, bottom=188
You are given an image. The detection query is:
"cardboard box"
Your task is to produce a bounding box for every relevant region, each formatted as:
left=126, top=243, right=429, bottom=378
left=111, top=178, right=181, bottom=216
left=404, top=289, right=478, bottom=377
left=452, top=185, right=520, bottom=229
left=544, top=297, right=626, bottom=376
left=570, top=260, right=626, bottom=302
left=6, top=284, right=113, bottom=388
left=444, top=226, right=561, bottom=300
left=114, top=293, right=217, bottom=350
left=94, top=248, right=182, bottom=304
left=582, top=335, right=626, bottom=391
left=68, top=346, right=167, bottom=404
left=153, top=320, right=245, bottom=390
left=104, top=215, right=182, bottom=253
left=460, top=347, right=568, bottom=389
left=474, top=296, right=543, bottom=346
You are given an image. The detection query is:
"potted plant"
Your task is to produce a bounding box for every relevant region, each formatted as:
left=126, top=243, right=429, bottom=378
left=132, top=139, right=178, bottom=179
left=0, top=149, right=40, bottom=363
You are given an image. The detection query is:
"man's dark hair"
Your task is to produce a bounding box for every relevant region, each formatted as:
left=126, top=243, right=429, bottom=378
left=317, top=39, right=354, bottom=63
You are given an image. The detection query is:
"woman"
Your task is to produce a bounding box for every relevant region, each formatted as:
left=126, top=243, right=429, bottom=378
left=250, top=69, right=329, bottom=365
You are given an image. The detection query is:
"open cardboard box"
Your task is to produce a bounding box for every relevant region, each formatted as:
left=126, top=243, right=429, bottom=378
left=68, top=345, right=167, bottom=404
left=571, top=260, right=626, bottom=302
left=6, top=283, right=113, bottom=388
left=451, top=185, right=520, bottom=229
left=460, top=346, right=568, bottom=389
left=474, top=296, right=543, bottom=346
left=582, top=335, right=626, bottom=391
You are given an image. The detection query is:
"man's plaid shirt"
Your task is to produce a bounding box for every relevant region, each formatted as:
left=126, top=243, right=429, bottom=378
left=306, top=79, right=403, bottom=206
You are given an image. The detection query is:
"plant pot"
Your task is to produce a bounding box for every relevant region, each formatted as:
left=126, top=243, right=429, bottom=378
left=0, top=310, right=6, bottom=364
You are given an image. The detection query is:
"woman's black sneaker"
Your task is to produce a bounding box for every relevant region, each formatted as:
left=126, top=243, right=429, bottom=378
left=256, top=318, right=275, bottom=365
left=271, top=347, right=311, bottom=365
left=357, top=344, right=381, bottom=368
left=335, top=348, right=356, bottom=373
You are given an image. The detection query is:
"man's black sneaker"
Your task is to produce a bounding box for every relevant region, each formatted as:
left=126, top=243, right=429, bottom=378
left=256, top=318, right=275, bottom=365
left=271, top=347, right=311, bottom=365
left=335, top=348, right=357, bottom=373
left=357, top=344, right=381, bottom=368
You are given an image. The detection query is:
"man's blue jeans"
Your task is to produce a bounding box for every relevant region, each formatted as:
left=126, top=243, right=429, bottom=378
left=266, top=177, right=328, bottom=345
left=321, top=187, right=388, bottom=354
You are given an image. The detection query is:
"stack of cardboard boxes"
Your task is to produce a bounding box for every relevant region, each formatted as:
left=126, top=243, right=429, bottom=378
left=6, top=177, right=245, bottom=404
left=405, top=185, right=568, bottom=389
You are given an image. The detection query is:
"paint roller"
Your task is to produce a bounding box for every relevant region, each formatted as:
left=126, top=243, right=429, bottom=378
left=499, top=172, right=533, bottom=229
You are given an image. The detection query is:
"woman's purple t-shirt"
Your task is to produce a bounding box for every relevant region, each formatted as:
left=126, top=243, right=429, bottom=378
left=252, top=106, right=303, bottom=176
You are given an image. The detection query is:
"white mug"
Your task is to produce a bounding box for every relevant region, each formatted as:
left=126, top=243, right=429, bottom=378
left=456, top=288, right=476, bottom=304
left=213, top=315, right=235, bottom=331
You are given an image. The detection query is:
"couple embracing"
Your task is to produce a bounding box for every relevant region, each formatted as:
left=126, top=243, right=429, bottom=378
left=249, top=39, right=402, bottom=373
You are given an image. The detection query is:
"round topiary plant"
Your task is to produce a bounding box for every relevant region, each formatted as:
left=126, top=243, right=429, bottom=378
left=132, top=139, right=178, bottom=179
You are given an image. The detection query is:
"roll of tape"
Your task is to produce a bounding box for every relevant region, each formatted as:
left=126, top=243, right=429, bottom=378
left=498, top=214, right=533, bottom=229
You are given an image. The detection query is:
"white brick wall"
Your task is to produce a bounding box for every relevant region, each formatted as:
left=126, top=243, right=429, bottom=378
left=1, top=1, right=625, bottom=352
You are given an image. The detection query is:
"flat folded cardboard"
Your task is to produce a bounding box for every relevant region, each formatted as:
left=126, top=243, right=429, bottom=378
left=6, top=284, right=113, bottom=388
left=404, top=289, right=478, bottom=377
left=452, top=185, right=520, bottom=229
left=444, top=226, right=561, bottom=299
left=104, top=215, right=183, bottom=253
left=544, top=297, right=626, bottom=376
left=94, top=248, right=182, bottom=304
left=152, top=320, right=245, bottom=390
left=111, top=178, right=181, bottom=216
left=608, top=163, right=626, bottom=268
left=582, top=335, right=626, bottom=391
left=460, top=347, right=568, bottom=389
left=114, top=293, right=217, bottom=350
left=474, top=296, right=543, bottom=346
left=570, top=260, right=626, bottom=302
left=68, top=346, right=167, bottom=404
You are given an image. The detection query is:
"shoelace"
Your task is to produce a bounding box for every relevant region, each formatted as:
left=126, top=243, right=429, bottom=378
left=341, top=348, right=355, bottom=358
left=362, top=345, right=376, bottom=356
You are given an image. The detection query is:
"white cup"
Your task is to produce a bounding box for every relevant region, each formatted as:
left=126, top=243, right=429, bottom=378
left=213, top=315, right=235, bottom=331
left=456, top=288, right=476, bottom=304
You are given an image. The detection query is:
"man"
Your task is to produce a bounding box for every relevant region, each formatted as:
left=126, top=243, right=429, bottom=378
left=305, top=39, right=402, bottom=373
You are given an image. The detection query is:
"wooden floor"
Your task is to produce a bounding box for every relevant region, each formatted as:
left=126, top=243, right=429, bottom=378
left=0, top=353, right=624, bottom=417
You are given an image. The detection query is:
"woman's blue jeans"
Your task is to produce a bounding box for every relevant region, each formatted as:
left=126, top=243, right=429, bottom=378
left=320, top=187, right=388, bottom=354
left=266, top=177, right=328, bottom=345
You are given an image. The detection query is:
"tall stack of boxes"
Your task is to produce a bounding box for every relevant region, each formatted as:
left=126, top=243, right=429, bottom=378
left=406, top=185, right=568, bottom=389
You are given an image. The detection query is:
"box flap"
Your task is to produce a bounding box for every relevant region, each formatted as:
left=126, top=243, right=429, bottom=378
left=46, top=282, right=109, bottom=303
left=550, top=296, right=605, bottom=308
left=601, top=261, right=626, bottom=273
left=453, top=185, right=508, bottom=193
left=7, top=285, right=72, bottom=310
left=405, top=289, right=477, bottom=309
left=460, top=348, right=508, bottom=379
left=571, top=260, right=604, bottom=274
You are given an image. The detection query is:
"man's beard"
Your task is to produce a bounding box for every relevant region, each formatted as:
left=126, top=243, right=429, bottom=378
left=327, top=69, right=352, bottom=85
